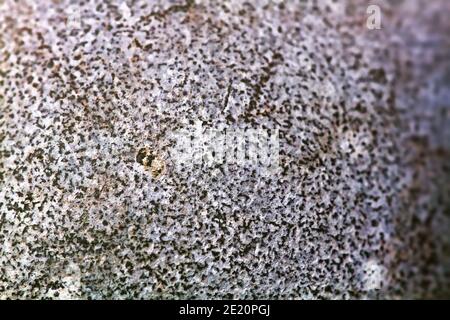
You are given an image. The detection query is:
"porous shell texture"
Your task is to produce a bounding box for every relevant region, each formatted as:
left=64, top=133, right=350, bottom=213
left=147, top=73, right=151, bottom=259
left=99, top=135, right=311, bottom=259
left=0, top=0, right=449, bottom=299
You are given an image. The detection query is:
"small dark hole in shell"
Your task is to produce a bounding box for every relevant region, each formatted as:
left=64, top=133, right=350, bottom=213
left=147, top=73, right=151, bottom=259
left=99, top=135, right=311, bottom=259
left=136, top=148, right=155, bottom=166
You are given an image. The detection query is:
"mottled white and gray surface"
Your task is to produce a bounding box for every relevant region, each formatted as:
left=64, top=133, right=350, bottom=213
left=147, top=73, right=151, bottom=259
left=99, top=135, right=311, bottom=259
left=0, top=0, right=449, bottom=299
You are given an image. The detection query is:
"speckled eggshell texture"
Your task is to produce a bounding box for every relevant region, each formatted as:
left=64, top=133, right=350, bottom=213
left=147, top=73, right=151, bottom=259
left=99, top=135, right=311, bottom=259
left=0, top=0, right=449, bottom=299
